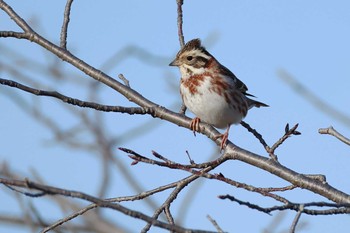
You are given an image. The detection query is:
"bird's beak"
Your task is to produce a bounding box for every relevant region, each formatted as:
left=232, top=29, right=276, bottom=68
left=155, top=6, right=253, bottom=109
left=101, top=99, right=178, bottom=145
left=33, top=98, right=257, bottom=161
left=169, top=59, right=180, bottom=66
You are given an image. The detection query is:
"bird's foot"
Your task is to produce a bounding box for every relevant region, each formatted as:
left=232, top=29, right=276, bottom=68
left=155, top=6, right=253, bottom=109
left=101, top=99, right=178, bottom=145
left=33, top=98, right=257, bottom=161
left=190, top=117, right=201, bottom=136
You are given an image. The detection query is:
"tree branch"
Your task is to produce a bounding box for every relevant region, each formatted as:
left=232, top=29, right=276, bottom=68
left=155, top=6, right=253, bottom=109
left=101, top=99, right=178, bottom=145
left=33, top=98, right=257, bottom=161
left=219, top=194, right=350, bottom=215
left=120, top=148, right=294, bottom=204
left=176, top=0, right=185, bottom=48
left=278, top=70, right=350, bottom=127
left=60, top=0, right=74, bottom=49
left=1, top=0, right=350, bottom=207
left=41, top=204, right=96, bottom=233
left=0, top=78, right=150, bottom=115
left=289, top=205, right=303, bottom=233
left=319, top=126, right=350, bottom=146
left=206, top=215, right=224, bottom=233
left=0, top=177, right=216, bottom=233
left=175, top=0, right=187, bottom=114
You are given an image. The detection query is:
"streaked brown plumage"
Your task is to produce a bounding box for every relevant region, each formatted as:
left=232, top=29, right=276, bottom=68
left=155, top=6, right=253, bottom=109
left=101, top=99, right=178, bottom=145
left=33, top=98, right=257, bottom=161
left=170, top=39, right=268, bottom=150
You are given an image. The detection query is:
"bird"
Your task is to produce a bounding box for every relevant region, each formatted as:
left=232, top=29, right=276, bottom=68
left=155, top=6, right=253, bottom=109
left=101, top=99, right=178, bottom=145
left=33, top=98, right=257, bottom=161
left=169, top=38, right=268, bottom=150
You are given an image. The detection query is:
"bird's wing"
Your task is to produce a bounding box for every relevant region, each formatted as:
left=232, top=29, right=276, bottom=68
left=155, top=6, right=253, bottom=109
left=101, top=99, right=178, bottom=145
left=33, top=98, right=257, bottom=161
left=219, top=65, right=255, bottom=97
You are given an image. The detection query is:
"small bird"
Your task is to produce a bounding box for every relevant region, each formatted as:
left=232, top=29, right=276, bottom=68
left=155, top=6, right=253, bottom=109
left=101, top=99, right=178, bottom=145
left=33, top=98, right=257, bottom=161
left=169, top=38, right=268, bottom=150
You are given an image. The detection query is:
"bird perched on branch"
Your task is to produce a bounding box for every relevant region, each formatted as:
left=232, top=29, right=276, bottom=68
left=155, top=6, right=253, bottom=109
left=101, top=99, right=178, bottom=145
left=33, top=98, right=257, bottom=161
left=170, top=38, right=268, bottom=150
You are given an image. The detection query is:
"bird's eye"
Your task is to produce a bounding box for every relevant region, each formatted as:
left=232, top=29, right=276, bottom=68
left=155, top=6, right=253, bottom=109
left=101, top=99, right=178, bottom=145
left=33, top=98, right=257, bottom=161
left=186, top=56, right=193, bottom=61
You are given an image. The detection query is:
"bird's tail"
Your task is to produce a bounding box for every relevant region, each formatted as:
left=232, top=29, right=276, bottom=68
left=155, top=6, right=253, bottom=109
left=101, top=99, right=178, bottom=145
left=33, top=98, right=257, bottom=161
left=247, top=98, right=269, bottom=109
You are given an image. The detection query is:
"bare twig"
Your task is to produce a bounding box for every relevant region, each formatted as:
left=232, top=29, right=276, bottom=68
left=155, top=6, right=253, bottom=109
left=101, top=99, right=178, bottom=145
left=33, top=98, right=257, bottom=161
left=269, top=123, right=301, bottom=154
left=118, top=73, right=130, bottom=87
left=319, top=126, right=350, bottom=146
left=152, top=150, right=172, bottom=163
left=289, top=205, right=304, bottom=233
left=176, top=0, right=185, bottom=48
left=60, top=0, right=74, bottom=49
left=41, top=204, right=97, bottom=233
left=219, top=194, right=350, bottom=215
left=240, top=121, right=301, bottom=161
left=206, top=215, right=224, bottom=233
left=0, top=177, right=216, bottom=233
left=240, top=121, right=269, bottom=150
left=141, top=163, right=218, bottom=232
left=256, top=185, right=297, bottom=193
left=278, top=70, right=350, bottom=127
left=45, top=192, right=161, bottom=233
left=175, top=0, right=187, bottom=114
left=119, top=148, right=291, bottom=204
left=0, top=78, right=149, bottom=115
left=179, top=103, right=187, bottom=114
left=43, top=178, right=188, bottom=233
left=0, top=214, right=98, bottom=232
left=218, top=195, right=272, bottom=215
left=164, top=206, right=175, bottom=225
left=3, top=183, right=46, bottom=198
left=185, top=150, right=195, bottom=164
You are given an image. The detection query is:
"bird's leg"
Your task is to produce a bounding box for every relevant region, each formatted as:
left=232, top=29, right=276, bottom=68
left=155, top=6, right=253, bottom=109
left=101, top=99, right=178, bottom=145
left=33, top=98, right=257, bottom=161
left=190, top=117, right=201, bottom=136
left=214, top=125, right=231, bottom=151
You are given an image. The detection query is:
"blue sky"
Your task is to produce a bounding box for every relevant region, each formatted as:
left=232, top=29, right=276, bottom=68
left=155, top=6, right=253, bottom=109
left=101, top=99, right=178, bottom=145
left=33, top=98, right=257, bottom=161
left=1, top=1, right=350, bottom=232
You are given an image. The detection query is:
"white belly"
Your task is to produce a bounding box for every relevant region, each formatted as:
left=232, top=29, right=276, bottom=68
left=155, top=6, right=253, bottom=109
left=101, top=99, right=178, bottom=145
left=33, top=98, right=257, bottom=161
left=180, top=77, right=245, bottom=129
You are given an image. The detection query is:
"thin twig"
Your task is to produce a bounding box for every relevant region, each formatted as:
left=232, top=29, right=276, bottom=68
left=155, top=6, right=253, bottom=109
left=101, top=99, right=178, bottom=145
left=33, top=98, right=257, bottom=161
left=0, top=177, right=216, bottom=233
left=175, top=0, right=187, bottom=114
left=241, top=121, right=301, bottom=161
left=41, top=204, right=96, bottom=233
left=119, top=147, right=224, bottom=169
left=289, top=204, right=303, bottom=233
left=164, top=206, right=174, bottom=225
left=176, top=0, right=185, bottom=48
left=269, top=123, right=300, bottom=153
left=256, top=185, right=297, bottom=193
left=141, top=169, right=213, bottom=232
left=0, top=30, right=28, bottom=39
left=319, top=126, right=350, bottom=146
left=240, top=121, right=269, bottom=150
left=152, top=150, right=172, bottom=163
left=60, top=0, right=74, bottom=49
left=119, top=148, right=291, bottom=204
left=185, top=150, right=195, bottom=164
left=3, top=184, right=46, bottom=197
left=220, top=194, right=350, bottom=215
left=218, top=195, right=272, bottom=215
left=240, top=121, right=278, bottom=160
left=278, top=70, right=350, bottom=127
left=0, top=215, right=97, bottom=232
left=118, top=73, right=130, bottom=87
left=179, top=103, right=187, bottom=114
left=43, top=179, right=188, bottom=233
left=0, top=78, right=149, bottom=115
left=206, top=215, right=224, bottom=233
left=140, top=154, right=221, bottom=232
